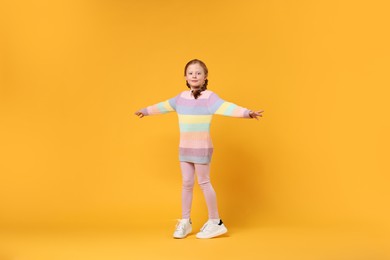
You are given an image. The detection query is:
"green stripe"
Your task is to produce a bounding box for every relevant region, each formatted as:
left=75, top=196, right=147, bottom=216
left=224, top=103, right=236, bottom=115
left=179, top=123, right=210, bottom=132
left=157, top=102, right=168, bottom=113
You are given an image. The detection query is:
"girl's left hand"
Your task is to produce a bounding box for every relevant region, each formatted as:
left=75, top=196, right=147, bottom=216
left=135, top=110, right=145, bottom=118
left=249, top=110, right=264, bottom=120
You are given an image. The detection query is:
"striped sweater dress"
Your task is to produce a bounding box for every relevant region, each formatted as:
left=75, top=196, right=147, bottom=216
left=140, top=90, right=251, bottom=164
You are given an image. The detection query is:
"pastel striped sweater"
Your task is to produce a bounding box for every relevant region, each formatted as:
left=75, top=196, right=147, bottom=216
left=140, top=90, right=251, bottom=164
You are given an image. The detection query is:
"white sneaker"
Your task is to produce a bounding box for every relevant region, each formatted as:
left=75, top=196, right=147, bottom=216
left=196, top=219, right=228, bottom=239
left=173, top=219, right=192, bottom=239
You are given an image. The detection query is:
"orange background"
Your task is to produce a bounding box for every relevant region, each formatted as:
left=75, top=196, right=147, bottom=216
left=0, top=0, right=389, bottom=259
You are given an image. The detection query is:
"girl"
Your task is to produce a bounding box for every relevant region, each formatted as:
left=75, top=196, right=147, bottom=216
left=135, top=59, right=263, bottom=239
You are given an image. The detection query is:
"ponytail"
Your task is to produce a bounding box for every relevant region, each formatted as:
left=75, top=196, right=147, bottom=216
left=187, top=79, right=208, bottom=99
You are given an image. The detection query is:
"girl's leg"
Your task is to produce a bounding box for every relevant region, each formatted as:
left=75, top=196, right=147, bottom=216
left=194, top=163, right=220, bottom=219
left=180, top=161, right=195, bottom=219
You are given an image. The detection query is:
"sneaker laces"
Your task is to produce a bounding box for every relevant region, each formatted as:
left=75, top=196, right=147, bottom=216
left=175, top=220, right=188, bottom=233
left=200, top=220, right=217, bottom=232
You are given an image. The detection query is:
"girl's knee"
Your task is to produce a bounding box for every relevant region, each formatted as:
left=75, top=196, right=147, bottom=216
left=182, top=178, right=195, bottom=189
left=197, top=180, right=211, bottom=188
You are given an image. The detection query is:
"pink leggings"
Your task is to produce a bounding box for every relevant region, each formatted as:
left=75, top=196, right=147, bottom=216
left=180, top=161, right=220, bottom=219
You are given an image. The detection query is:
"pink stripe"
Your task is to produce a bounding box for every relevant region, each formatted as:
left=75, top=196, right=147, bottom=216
left=180, top=139, right=213, bottom=149
left=179, top=90, right=212, bottom=100
left=148, top=105, right=161, bottom=114
left=232, top=107, right=246, bottom=117
left=180, top=131, right=210, bottom=140
left=179, top=147, right=213, bottom=156
left=198, top=90, right=212, bottom=98
left=180, top=91, right=192, bottom=99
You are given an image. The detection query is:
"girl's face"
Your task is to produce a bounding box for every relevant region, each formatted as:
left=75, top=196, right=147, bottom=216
left=185, top=63, right=207, bottom=89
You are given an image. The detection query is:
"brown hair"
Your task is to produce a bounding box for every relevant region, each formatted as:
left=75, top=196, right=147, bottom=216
left=184, top=59, right=209, bottom=99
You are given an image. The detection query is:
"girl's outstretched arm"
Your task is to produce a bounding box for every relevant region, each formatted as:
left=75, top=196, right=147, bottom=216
left=208, top=93, right=264, bottom=119
left=135, top=96, right=177, bottom=118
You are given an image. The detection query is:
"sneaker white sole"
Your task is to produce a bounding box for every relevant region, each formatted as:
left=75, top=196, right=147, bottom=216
left=196, top=226, right=228, bottom=239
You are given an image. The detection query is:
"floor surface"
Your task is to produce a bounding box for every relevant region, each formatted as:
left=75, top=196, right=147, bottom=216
left=1, top=221, right=389, bottom=260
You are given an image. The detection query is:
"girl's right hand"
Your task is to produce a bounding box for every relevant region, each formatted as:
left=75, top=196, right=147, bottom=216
left=134, top=111, right=145, bottom=118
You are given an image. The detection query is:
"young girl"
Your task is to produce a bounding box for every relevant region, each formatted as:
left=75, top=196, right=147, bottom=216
left=135, top=59, right=263, bottom=239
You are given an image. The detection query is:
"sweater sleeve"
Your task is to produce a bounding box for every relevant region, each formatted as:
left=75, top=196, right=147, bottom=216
left=140, top=96, right=177, bottom=116
left=208, top=92, right=251, bottom=118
